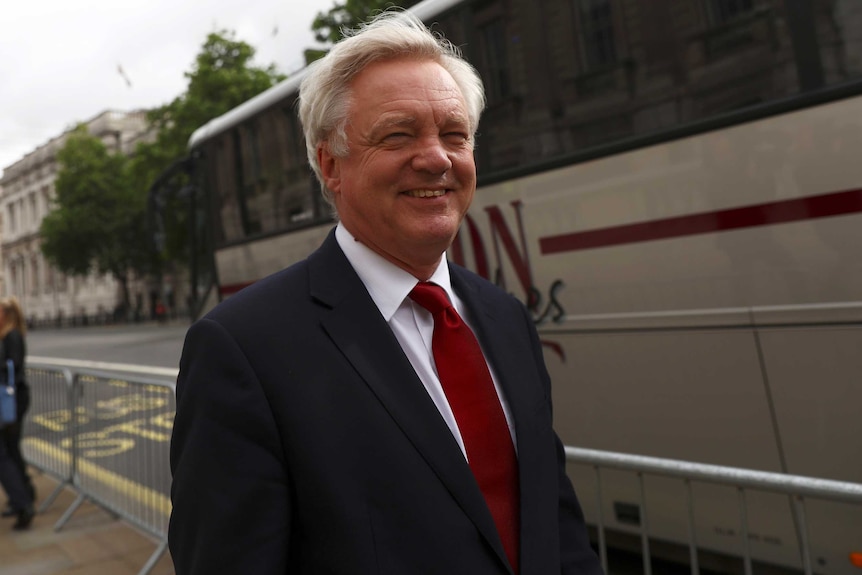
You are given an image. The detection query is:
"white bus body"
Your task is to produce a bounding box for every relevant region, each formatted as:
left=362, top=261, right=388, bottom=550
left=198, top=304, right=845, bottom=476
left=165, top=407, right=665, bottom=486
left=161, top=0, right=862, bottom=571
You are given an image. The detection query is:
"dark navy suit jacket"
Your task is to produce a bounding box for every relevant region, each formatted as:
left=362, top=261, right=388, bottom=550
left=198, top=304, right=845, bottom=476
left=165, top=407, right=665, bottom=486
left=169, top=229, right=603, bottom=574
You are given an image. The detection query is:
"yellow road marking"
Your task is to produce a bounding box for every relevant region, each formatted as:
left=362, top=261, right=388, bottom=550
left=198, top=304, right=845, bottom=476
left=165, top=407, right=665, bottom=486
left=23, top=437, right=171, bottom=516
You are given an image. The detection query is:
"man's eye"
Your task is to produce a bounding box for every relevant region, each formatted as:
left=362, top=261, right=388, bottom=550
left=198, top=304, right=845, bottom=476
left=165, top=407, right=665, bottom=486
left=444, top=133, right=469, bottom=144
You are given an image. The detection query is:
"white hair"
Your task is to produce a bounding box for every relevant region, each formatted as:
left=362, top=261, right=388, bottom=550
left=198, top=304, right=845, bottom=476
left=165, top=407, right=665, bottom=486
left=298, top=9, right=486, bottom=206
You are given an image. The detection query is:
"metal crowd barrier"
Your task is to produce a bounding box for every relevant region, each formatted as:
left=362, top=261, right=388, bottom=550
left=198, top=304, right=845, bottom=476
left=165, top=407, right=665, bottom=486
left=19, top=360, right=862, bottom=575
left=23, top=362, right=175, bottom=575
left=566, top=447, right=862, bottom=575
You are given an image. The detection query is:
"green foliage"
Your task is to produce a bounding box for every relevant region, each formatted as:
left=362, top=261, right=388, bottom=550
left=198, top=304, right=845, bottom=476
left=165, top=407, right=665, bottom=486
left=308, top=0, right=420, bottom=63
left=41, top=125, right=150, bottom=311
left=140, top=31, right=285, bottom=167
left=132, top=30, right=284, bottom=263
left=304, top=48, right=329, bottom=66
left=41, top=31, right=284, bottom=313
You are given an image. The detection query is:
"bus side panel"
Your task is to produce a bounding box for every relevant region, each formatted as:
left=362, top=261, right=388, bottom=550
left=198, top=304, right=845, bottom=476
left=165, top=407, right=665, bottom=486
left=214, top=225, right=333, bottom=296
left=455, top=95, right=862, bottom=573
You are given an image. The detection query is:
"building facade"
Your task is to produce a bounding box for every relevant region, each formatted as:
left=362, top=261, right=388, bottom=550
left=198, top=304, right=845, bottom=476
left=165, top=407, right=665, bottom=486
left=0, top=110, right=151, bottom=327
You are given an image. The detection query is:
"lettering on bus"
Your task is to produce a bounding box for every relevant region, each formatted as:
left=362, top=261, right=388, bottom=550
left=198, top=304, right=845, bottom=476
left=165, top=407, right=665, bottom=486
left=714, top=525, right=782, bottom=546
left=451, top=200, right=566, bottom=361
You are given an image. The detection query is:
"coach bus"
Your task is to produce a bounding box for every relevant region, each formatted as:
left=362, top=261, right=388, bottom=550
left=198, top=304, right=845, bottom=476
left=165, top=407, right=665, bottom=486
left=151, top=0, right=862, bottom=572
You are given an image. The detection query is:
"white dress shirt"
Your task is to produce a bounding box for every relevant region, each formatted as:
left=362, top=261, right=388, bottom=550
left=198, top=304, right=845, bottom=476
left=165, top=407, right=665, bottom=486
left=335, top=224, right=517, bottom=460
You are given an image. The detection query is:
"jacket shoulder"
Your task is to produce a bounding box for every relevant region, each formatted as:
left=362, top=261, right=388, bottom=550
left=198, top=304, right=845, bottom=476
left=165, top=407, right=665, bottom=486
left=449, top=262, right=525, bottom=310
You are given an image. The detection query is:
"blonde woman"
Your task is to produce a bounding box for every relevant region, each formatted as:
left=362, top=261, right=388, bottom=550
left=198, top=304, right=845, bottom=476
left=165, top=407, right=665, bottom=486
left=0, top=296, right=34, bottom=529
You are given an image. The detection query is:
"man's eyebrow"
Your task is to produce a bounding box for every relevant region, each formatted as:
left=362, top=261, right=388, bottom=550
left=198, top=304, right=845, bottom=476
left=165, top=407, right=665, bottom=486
left=370, top=116, right=417, bottom=137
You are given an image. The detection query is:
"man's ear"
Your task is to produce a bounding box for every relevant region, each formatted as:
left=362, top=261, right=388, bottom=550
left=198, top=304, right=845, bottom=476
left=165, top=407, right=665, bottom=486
left=317, top=144, right=341, bottom=195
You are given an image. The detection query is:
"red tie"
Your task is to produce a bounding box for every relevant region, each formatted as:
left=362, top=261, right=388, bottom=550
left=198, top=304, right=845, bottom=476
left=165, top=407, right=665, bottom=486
left=410, top=282, right=520, bottom=573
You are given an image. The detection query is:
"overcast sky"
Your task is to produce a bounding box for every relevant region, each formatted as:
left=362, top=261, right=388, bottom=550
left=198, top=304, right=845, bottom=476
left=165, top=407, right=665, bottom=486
left=0, top=0, right=335, bottom=175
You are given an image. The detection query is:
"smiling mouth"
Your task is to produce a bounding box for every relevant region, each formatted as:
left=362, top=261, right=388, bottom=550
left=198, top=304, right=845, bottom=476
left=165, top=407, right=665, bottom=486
left=404, top=189, right=447, bottom=198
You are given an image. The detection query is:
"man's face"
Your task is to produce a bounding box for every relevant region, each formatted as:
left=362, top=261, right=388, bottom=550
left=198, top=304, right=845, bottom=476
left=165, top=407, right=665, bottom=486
left=318, top=58, right=477, bottom=277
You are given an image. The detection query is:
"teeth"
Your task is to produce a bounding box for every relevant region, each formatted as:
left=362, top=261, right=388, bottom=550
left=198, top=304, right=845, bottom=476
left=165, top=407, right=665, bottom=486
left=406, top=190, right=446, bottom=198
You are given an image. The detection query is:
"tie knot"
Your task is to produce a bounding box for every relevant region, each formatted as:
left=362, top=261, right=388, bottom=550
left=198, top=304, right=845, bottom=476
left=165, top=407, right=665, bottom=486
left=409, top=282, right=452, bottom=315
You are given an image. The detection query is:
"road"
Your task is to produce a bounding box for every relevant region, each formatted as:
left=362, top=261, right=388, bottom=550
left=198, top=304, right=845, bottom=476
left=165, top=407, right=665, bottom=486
left=28, top=321, right=191, bottom=370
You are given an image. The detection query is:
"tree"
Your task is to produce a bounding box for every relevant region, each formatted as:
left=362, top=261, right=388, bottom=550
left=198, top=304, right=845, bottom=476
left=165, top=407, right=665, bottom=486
left=306, top=0, right=420, bottom=64
left=41, top=126, right=151, bottom=315
left=42, top=31, right=284, bottom=318
left=140, top=31, right=285, bottom=168
left=134, top=30, right=285, bottom=264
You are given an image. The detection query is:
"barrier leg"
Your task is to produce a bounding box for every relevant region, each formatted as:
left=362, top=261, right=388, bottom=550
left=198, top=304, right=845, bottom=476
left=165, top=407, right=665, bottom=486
left=54, top=492, right=87, bottom=532
left=38, top=479, right=70, bottom=514
left=137, top=539, right=169, bottom=575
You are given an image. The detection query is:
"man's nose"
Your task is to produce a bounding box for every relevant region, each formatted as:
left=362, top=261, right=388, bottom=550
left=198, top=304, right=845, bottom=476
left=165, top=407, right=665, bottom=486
left=412, top=138, right=454, bottom=174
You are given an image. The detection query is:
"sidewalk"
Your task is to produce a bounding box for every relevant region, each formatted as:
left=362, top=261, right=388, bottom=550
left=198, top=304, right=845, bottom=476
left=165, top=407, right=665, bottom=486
left=0, top=470, right=174, bottom=575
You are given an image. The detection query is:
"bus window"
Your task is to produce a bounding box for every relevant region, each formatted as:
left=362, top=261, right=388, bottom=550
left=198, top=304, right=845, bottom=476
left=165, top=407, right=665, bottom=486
left=210, top=103, right=320, bottom=245
left=574, top=0, right=617, bottom=72
left=278, top=105, right=318, bottom=225
left=210, top=136, right=244, bottom=244
left=237, top=122, right=264, bottom=236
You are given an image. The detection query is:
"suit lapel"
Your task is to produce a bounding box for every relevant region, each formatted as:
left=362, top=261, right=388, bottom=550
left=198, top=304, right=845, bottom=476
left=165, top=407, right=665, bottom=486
left=450, top=265, right=545, bottom=445
left=451, top=266, right=550, bottom=575
left=307, top=232, right=508, bottom=569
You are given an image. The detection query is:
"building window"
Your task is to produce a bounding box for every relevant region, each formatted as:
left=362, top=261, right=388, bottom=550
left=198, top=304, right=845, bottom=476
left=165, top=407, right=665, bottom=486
left=29, top=192, right=37, bottom=224
left=30, top=255, right=40, bottom=295
left=576, top=0, right=617, bottom=70
left=45, top=265, right=54, bottom=293
left=19, top=258, right=28, bottom=295
left=43, top=187, right=53, bottom=212
left=8, top=204, right=15, bottom=233
left=9, top=263, right=17, bottom=296
left=707, top=0, right=755, bottom=26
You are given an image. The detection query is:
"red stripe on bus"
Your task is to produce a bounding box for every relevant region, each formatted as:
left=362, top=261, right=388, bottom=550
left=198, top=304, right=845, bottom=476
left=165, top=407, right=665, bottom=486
left=539, top=188, right=862, bottom=255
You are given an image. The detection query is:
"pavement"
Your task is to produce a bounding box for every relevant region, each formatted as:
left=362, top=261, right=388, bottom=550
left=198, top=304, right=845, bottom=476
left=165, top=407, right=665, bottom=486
left=0, top=469, right=174, bottom=575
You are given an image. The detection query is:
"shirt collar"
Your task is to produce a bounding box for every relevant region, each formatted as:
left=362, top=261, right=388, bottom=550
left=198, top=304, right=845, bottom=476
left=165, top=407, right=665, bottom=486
left=335, top=223, right=454, bottom=321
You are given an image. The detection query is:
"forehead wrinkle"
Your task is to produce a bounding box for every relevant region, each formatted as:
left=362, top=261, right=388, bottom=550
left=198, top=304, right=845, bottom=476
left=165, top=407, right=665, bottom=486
left=443, top=108, right=469, bottom=125
left=378, top=115, right=418, bottom=129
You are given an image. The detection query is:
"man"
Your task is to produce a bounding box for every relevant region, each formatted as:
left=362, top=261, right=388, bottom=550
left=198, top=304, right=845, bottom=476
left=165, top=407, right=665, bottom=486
left=169, top=10, right=603, bottom=575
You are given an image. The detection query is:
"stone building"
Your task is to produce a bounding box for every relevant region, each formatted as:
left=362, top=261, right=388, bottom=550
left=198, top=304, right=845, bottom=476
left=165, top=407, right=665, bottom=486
left=0, top=110, right=152, bottom=327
